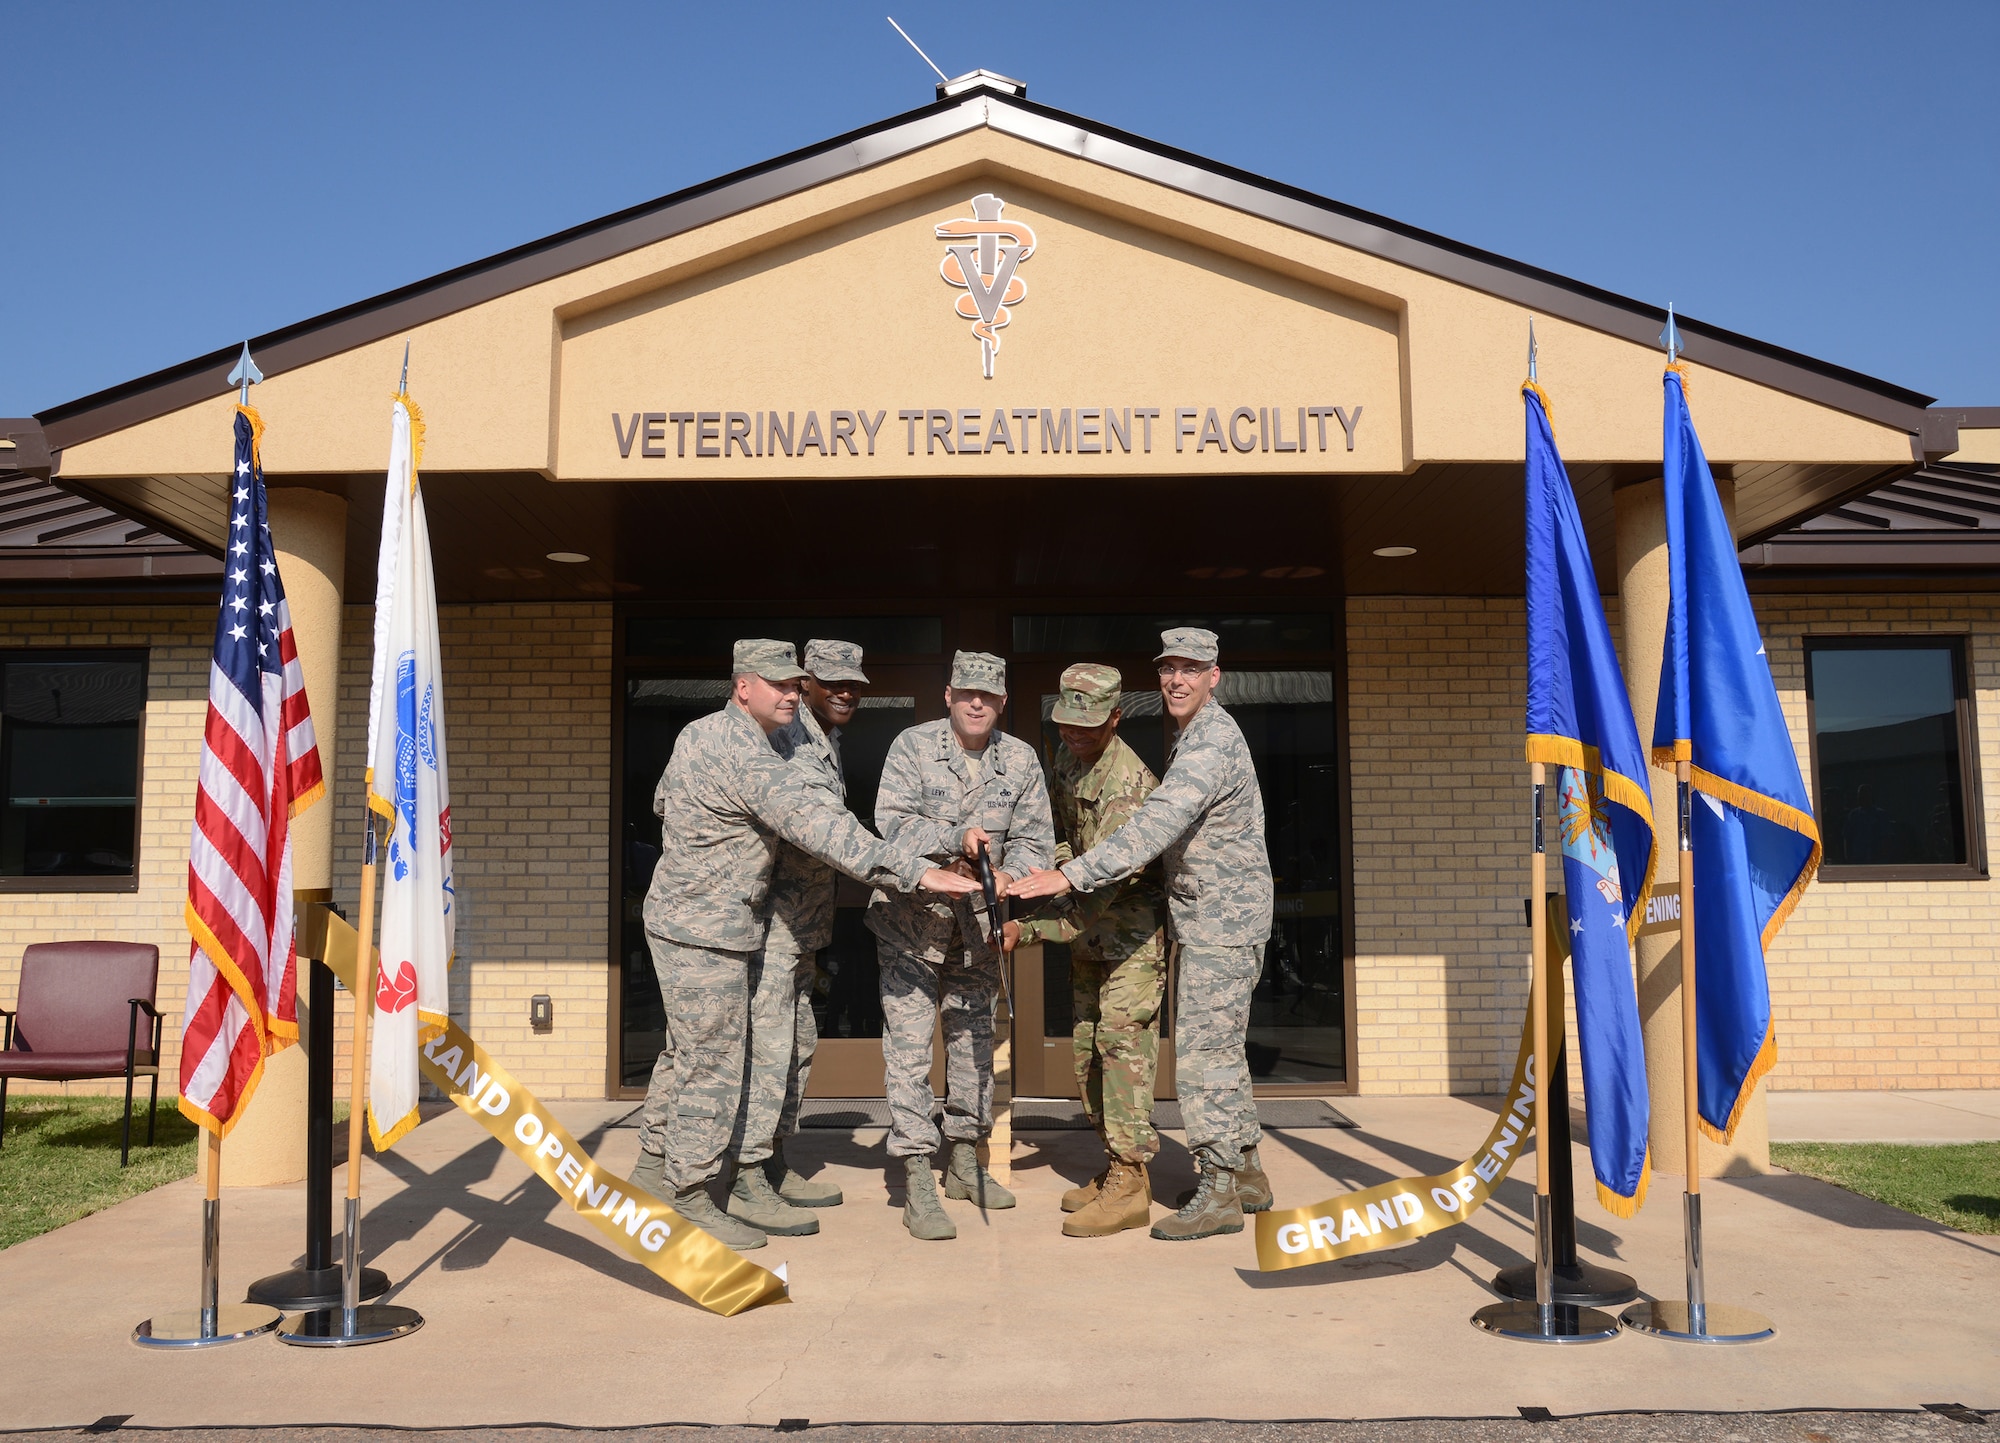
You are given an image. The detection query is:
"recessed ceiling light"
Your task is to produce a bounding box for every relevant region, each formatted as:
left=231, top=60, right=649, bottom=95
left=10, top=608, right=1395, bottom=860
left=546, top=551, right=590, bottom=564
left=1372, top=546, right=1417, bottom=559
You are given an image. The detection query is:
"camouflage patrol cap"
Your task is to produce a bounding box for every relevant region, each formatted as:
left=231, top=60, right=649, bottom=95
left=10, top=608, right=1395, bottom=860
left=1051, top=662, right=1122, bottom=726
left=1155, top=626, right=1220, bottom=665
left=803, top=639, right=868, bottom=684
left=732, top=638, right=808, bottom=682
left=949, top=650, right=1007, bottom=694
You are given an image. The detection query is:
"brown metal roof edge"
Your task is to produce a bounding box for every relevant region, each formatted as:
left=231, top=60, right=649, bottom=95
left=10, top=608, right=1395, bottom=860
left=0, top=420, right=53, bottom=480
left=31, top=473, right=222, bottom=559
left=35, top=82, right=1935, bottom=455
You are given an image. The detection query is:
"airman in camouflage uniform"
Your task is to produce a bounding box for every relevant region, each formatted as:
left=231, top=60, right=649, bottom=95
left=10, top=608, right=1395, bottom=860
left=868, top=650, right=1055, bottom=1240
left=1015, top=663, right=1171, bottom=1239
left=631, top=639, right=976, bottom=1251
left=1010, top=628, right=1276, bottom=1242
left=729, top=639, right=868, bottom=1224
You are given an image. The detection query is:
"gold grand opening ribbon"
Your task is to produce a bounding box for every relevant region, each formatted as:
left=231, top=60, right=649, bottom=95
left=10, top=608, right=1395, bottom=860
left=1254, top=907, right=1566, bottom=1271
left=323, top=911, right=788, bottom=1315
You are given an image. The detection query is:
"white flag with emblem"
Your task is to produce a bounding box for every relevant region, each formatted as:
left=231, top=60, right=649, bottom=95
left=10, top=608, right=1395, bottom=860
left=364, top=394, right=455, bottom=1150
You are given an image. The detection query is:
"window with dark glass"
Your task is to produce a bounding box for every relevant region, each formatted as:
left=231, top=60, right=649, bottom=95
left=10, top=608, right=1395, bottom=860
left=1805, top=638, right=1982, bottom=877
left=0, top=653, right=146, bottom=883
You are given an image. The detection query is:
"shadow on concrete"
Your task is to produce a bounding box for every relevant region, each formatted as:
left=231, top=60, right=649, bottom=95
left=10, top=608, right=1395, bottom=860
left=1727, top=1170, right=2000, bottom=1259
left=1228, top=1122, right=1639, bottom=1294
left=359, top=1113, right=708, bottom=1311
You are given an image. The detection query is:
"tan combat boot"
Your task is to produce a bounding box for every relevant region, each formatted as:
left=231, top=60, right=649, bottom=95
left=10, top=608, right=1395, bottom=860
left=1061, top=1166, right=1109, bottom=1214
left=1062, top=1160, right=1151, bottom=1237
left=1236, top=1145, right=1274, bottom=1213
left=1150, top=1161, right=1244, bottom=1241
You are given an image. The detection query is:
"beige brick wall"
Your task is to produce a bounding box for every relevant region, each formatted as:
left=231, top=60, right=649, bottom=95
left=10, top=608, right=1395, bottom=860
left=1756, top=593, right=1999, bottom=1091
left=0, top=606, right=211, bottom=1097
left=1344, top=592, right=2000, bottom=1096
left=1347, top=597, right=1532, bottom=1094
left=329, top=603, right=614, bottom=1099
left=10, top=591, right=1992, bottom=1106
left=0, top=602, right=614, bottom=1104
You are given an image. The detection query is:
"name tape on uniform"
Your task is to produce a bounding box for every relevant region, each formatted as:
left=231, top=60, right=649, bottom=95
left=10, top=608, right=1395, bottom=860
left=323, top=911, right=788, bottom=1316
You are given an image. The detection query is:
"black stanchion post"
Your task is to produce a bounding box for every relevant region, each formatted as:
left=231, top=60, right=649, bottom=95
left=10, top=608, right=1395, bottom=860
left=1493, top=1036, right=1638, bottom=1307
left=247, top=902, right=388, bottom=1312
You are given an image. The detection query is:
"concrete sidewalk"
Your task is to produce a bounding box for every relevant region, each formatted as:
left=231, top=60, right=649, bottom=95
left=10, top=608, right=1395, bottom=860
left=1767, top=1088, right=2000, bottom=1143
left=0, top=1092, right=1994, bottom=1429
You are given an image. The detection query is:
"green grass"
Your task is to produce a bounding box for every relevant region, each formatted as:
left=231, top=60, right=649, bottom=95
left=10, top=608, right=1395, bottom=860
left=0, top=1094, right=201, bottom=1249
left=1771, top=1141, right=2000, bottom=1235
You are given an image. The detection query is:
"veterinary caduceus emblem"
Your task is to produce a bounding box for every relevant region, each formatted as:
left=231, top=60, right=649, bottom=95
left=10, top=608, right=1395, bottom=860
left=936, top=193, right=1036, bottom=379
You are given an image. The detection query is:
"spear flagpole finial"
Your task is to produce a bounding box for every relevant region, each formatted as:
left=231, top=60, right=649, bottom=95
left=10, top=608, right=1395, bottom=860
left=398, top=341, right=410, bottom=396
left=228, top=342, right=264, bottom=407
left=1527, top=317, right=1539, bottom=383
left=1660, top=303, right=1684, bottom=366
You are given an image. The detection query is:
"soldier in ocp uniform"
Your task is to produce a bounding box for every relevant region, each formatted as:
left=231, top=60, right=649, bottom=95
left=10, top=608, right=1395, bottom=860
left=1007, top=663, right=1170, bottom=1238
left=724, top=639, right=868, bottom=1237
left=630, top=640, right=978, bottom=1251
left=1010, top=628, right=1277, bottom=1242
left=869, top=650, right=1055, bottom=1241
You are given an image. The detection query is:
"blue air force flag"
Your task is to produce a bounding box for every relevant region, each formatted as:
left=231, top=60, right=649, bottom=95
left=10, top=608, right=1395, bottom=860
left=1523, top=382, right=1657, bottom=1215
left=364, top=394, right=455, bottom=1151
left=1653, top=368, right=1819, bottom=1143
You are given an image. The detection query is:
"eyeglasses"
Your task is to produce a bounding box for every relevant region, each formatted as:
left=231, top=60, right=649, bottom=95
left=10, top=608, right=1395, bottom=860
left=1156, top=664, right=1211, bottom=680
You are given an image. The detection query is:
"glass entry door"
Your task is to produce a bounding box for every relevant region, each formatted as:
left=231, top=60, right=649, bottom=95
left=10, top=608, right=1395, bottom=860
left=1011, top=655, right=1179, bottom=1100
left=800, top=665, right=945, bottom=1096
left=616, top=663, right=944, bottom=1097
left=1008, top=649, right=1347, bottom=1096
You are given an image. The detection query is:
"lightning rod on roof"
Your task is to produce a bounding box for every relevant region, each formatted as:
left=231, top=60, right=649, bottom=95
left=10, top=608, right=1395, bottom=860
left=887, top=16, right=949, bottom=83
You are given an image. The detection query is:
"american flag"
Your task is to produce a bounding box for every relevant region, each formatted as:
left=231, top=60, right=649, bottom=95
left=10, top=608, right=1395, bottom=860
left=179, top=406, right=326, bottom=1134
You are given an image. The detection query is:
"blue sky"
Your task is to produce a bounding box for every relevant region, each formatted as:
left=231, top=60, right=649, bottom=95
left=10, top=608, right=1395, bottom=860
left=7, top=1, right=1994, bottom=417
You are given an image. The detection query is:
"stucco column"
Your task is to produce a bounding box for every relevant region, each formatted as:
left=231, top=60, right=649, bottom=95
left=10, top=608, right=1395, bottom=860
left=221, top=487, right=346, bottom=1186
left=1613, top=478, right=1768, bottom=1178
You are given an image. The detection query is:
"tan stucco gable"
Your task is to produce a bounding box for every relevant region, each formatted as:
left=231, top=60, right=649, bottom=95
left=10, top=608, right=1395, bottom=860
left=51, top=99, right=1922, bottom=551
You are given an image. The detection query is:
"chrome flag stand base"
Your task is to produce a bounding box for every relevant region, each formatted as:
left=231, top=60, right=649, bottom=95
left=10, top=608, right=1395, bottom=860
left=1472, top=1298, right=1623, bottom=1344
left=1471, top=1194, right=1620, bottom=1344
left=278, top=1197, right=422, bottom=1347
left=1621, top=1193, right=1774, bottom=1344
left=133, top=1303, right=282, bottom=1348
left=134, top=1192, right=280, bottom=1348
left=1620, top=1299, right=1775, bottom=1345
left=279, top=1303, right=424, bottom=1346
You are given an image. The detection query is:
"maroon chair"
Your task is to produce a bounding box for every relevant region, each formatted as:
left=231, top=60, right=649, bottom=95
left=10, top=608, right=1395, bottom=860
left=0, top=942, right=162, bottom=1166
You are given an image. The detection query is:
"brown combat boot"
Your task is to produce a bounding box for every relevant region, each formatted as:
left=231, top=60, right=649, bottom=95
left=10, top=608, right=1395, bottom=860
left=1151, top=1161, right=1244, bottom=1241
left=1062, top=1160, right=1151, bottom=1237
left=1061, top=1166, right=1109, bottom=1214
left=1236, top=1145, right=1274, bottom=1213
